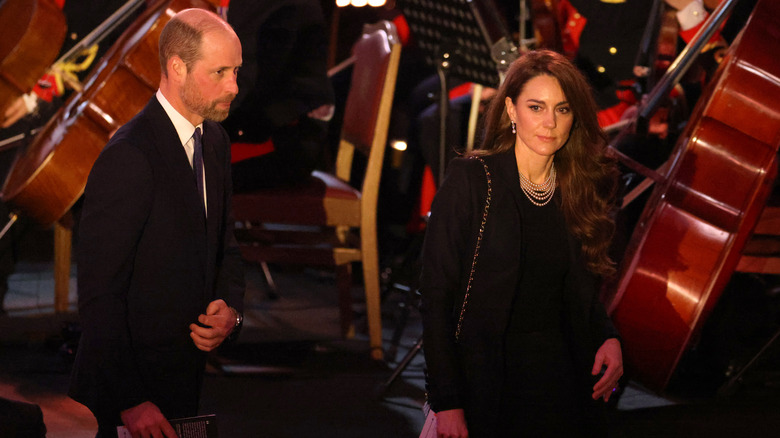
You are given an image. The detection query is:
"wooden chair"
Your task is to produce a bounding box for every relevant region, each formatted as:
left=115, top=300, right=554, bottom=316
left=719, top=198, right=780, bottom=395
left=231, top=21, right=401, bottom=360
left=736, top=205, right=780, bottom=274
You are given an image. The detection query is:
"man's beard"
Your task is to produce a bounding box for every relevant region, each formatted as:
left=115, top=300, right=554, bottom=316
left=180, top=77, right=233, bottom=122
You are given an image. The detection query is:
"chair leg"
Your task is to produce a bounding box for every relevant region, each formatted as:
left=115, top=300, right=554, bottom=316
left=336, top=263, right=355, bottom=338
left=259, top=261, right=279, bottom=300
left=717, top=325, right=780, bottom=397
left=362, top=244, right=384, bottom=361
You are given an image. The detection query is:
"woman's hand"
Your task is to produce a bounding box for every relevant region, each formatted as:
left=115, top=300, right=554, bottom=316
left=591, top=338, right=623, bottom=402
left=435, top=408, right=469, bottom=438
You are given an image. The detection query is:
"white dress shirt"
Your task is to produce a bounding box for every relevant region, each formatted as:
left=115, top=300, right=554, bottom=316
left=156, top=90, right=207, bottom=214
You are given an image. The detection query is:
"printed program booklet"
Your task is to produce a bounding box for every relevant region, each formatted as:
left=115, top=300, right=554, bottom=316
left=117, top=414, right=218, bottom=438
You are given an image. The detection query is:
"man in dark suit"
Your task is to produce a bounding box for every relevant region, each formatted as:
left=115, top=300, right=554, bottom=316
left=69, top=8, right=245, bottom=438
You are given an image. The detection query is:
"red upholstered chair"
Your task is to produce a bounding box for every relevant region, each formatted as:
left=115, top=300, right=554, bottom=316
left=231, top=21, right=401, bottom=360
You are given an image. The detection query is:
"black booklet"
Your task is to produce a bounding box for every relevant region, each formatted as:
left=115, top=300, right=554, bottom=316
left=117, top=414, right=218, bottom=438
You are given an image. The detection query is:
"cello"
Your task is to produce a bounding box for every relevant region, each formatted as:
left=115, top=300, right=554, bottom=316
left=604, top=0, right=780, bottom=393
left=1, top=0, right=214, bottom=227
left=0, top=0, right=66, bottom=121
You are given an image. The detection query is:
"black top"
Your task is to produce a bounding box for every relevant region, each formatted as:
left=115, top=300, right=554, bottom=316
left=508, top=194, right=570, bottom=334
left=499, top=195, right=599, bottom=435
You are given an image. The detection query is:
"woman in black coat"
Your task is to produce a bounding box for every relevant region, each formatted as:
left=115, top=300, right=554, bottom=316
left=420, top=50, right=623, bottom=437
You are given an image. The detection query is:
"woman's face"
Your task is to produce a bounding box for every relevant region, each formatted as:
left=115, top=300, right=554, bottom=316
left=505, top=74, right=573, bottom=160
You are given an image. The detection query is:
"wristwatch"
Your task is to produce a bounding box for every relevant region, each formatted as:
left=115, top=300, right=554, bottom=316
left=228, top=307, right=243, bottom=341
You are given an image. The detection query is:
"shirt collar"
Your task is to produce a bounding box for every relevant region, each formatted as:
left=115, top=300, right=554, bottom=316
left=156, top=89, right=203, bottom=146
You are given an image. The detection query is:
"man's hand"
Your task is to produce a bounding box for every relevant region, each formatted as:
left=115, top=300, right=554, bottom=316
left=307, top=103, right=335, bottom=121
left=189, top=299, right=236, bottom=352
left=120, top=401, right=177, bottom=438
left=2, top=94, right=34, bottom=128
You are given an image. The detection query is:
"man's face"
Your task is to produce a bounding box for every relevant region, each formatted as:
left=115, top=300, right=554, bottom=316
left=180, top=29, right=242, bottom=122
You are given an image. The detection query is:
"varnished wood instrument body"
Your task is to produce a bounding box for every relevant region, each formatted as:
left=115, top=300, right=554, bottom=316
left=1, top=0, right=213, bottom=226
left=0, top=0, right=66, bottom=117
left=605, top=0, right=780, bottom=392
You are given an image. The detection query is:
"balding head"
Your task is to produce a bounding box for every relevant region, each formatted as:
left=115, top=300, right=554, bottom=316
left=158, top=8, right=235, bottom=77
left=156, top=7, right=241, bottom=126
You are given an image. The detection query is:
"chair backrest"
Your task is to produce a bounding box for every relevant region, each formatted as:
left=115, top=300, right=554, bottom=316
left=334, top=21, right=401, bottom=187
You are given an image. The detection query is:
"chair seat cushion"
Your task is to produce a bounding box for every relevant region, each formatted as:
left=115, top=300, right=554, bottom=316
left=232, top=170, right=361, bottom=226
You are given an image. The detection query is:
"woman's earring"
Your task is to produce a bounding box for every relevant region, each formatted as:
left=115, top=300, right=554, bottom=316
left=510, top=120, right=517, bottom=134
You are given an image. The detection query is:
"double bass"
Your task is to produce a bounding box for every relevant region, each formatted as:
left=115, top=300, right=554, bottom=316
left=1, top=0, right=213, bottom=226
left=605, top=0, right=780, bottom=393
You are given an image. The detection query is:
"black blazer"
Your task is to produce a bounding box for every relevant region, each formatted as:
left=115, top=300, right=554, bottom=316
left=69, top=97, right=245, bottom=421
left=420, top=151, right=618, bottom=434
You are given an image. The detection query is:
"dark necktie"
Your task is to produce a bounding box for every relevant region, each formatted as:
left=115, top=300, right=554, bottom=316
left=192, top=127, right=205, bottom=211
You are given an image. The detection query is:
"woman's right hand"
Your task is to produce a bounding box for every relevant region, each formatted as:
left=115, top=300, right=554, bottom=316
left=436, top=408, right=469, bottom=438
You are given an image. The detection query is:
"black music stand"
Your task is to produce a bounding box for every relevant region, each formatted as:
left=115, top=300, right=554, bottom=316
left=377, top=0, right=518, bottom=400
left=397, top=0, right=518, bottom=183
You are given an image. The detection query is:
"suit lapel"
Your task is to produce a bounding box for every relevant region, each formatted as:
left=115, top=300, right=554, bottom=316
left=201, top=122, right=226, bottom=301
left=202, top=122, right=223, bottom=228
left=145, top=99, right=207, bottom=231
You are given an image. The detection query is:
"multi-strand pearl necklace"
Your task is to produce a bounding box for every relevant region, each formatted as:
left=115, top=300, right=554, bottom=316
left=519, top=164, right=556, bottom=206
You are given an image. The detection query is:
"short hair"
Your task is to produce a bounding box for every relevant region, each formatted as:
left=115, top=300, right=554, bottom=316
left=158, top=10, right=228, bottom=76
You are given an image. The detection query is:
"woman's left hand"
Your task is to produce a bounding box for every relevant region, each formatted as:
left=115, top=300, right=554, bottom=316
left=591, top=338, right=623, bottom=402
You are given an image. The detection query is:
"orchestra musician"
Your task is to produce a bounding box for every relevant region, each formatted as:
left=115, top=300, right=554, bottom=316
left=68, top=9, right=245, bottom=437
left=562, top=0, right=728, bottom=127
left=218, top=0, right=336, bottom=191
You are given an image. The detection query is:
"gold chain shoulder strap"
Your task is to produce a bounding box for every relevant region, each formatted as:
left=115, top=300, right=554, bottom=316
left=455, top=156, right=492, bottom=342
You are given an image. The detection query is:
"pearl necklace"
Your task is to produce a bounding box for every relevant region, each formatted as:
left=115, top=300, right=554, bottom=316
left=519, top=164, right=556, bottom=206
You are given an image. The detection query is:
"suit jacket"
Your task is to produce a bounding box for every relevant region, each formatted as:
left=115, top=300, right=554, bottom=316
left=69, top=97, right=245, bottom=421
left=419, top=151, right=618, bottom=435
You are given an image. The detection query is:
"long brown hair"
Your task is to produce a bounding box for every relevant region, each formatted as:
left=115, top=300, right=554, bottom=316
left=473, top=50, right=619, bottom=277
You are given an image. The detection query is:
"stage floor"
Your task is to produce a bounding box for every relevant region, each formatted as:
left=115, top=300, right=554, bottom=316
left=0, top=225, right=778, bottom=437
